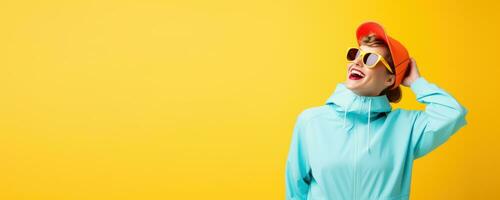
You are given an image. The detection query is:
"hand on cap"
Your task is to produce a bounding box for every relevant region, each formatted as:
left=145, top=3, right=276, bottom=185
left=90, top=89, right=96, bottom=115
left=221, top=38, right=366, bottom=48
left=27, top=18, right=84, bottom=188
left=401, top=58, right=420, bottom=87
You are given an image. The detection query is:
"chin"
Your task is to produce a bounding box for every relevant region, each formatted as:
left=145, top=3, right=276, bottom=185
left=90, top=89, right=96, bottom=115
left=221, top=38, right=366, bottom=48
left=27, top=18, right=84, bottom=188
left=345, top=78, right=365, bottom=90
left=345, top=75, right=374, bottom=96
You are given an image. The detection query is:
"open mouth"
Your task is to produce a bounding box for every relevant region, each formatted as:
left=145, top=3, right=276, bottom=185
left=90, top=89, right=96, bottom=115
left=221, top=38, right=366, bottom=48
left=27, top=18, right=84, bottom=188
left=349, top=68, right=365, bottom=80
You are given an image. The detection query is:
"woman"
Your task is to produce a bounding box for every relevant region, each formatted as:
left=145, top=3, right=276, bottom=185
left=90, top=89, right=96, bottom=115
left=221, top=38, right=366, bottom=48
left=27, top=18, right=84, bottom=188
left=285, top=21, right=468, bottom=200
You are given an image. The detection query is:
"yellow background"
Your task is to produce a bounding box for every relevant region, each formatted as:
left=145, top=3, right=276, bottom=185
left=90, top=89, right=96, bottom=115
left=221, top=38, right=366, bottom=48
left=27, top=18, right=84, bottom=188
left=0, top=0, right=498, bottom=199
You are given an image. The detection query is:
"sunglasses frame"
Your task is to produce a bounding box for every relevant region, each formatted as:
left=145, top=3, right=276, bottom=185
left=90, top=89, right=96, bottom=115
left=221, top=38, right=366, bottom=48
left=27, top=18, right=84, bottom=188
left=346, top=47, right=394, bottom=74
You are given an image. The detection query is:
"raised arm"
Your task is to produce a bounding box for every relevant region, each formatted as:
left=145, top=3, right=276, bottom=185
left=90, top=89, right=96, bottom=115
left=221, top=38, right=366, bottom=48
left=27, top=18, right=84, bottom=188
left=403, top=58, right=468, bottom=159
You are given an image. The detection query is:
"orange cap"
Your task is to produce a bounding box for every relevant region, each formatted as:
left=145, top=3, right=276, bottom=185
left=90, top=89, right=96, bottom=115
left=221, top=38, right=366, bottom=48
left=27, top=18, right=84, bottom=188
left=356, top=21, right=410, bottom=90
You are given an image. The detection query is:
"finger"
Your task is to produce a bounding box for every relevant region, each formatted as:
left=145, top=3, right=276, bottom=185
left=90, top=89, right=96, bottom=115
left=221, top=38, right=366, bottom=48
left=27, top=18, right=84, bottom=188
left=410, top=58, right=416, bottom=68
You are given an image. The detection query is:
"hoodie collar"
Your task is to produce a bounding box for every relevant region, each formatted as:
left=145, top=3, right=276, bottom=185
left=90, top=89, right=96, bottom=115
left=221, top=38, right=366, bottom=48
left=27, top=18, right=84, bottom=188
left=325, top=83, right=392, bottom=115
left=325, top=82, right=392, bottom=154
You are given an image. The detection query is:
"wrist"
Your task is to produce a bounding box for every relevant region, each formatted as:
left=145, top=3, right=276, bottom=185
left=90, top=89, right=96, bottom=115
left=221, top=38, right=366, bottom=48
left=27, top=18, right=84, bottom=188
left=409, top=76, right=420, bottom=86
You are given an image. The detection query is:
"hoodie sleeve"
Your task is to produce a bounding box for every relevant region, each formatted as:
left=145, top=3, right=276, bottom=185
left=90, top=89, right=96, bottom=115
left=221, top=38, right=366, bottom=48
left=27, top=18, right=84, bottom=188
left=285, top=111, right=312, bottom=200
left=409, top=77, right=468, bottom=159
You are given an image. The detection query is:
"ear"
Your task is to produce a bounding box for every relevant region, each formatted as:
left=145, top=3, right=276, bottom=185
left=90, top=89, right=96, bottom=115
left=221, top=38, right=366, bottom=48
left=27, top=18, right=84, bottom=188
left=384, top=74, right=395, bottom=87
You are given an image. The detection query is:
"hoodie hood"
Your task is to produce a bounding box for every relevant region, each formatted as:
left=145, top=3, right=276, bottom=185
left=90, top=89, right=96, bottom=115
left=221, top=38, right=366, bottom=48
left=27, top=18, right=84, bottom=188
left=325, top=83, right=392, bottom=153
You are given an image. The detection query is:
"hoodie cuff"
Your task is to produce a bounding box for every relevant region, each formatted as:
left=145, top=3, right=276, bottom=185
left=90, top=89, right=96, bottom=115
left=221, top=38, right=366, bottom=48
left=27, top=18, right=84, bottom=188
left=409, top=77, right=436, bottom=97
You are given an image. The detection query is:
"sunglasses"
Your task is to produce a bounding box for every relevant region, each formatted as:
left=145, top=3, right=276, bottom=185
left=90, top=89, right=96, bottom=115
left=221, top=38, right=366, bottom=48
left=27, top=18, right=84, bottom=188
left=346, top=47, right=394, bottom=74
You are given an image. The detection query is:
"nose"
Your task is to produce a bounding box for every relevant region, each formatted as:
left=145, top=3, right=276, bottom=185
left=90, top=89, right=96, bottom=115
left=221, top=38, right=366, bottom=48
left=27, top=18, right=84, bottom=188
left=353, top=56, right=364, bottom=67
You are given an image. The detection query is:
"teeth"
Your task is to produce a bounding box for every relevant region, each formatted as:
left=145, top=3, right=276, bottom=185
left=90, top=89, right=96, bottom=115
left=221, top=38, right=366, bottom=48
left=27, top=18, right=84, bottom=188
left=351, top=69, right=365, bottom=77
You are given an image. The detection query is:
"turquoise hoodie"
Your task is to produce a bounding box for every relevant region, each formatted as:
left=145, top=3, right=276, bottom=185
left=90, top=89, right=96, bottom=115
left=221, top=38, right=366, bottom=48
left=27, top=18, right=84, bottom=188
left=285, top=77, right=468, bottom=200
